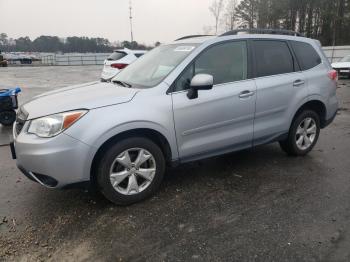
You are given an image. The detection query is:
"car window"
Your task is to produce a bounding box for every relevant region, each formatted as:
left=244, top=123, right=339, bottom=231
left=135, top=53, right=144, bottom=58
left=253, top=40, right=294, bottom=77
left=107, top=51, right=127, bottom=61
left=113, top=44, right=199, bottom=88
left=290, top=41, right=321, bottom=70
left=174, top=41, right=248, bottom=91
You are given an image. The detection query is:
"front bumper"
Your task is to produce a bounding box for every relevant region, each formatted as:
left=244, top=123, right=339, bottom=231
left=13, top=131, right=94, bottom=188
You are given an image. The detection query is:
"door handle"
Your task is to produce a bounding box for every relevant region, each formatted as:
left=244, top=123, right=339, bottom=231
left=239, top=90, right=255, bottom=98
left=293, top=79, right=305, bottom=86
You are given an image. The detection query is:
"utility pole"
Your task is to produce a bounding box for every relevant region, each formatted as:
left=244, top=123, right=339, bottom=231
left=129, top=0, right=134, bottom=42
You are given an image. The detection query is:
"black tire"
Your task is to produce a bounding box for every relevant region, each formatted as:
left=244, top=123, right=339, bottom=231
left=97, top=137, right=165, bottom=205
left=0, top=110, right=16, bottom=126
left=279, top=110, right=320, bottom=156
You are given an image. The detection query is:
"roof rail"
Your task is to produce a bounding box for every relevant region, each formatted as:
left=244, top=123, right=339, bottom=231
left=220, top=29, right=303, bottom=37
left=175, top=35, right=213, bottom=41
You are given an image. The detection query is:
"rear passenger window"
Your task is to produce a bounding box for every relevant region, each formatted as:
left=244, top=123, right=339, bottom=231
left=174, top=41, right=248, bottom=91
left=254, top=40, right=294, bottom=77
left=290, top=41, right=321, bottom=70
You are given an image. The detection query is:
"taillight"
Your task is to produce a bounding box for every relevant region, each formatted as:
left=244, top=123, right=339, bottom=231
left=110, top=63, right=128, bottom=69
left=328, top=69, right=338, bottom=81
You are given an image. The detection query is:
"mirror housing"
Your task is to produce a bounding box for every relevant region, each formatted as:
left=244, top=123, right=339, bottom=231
left=187, top=74, right=214, bottom=99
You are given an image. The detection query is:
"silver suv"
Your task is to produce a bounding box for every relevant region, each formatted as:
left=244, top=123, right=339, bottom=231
left=11, top=31, right=339, bottom=205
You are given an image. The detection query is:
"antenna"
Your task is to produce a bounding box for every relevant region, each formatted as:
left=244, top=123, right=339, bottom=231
left=129, top=0, right=134, bottom=42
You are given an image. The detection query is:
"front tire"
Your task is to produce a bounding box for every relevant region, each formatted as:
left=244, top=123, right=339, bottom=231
left=97, top=137, right=165, bottom=205
left=279, top=110, right=320, bottom=156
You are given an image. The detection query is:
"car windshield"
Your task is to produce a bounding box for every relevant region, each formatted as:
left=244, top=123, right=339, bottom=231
left=340, top=56, right=350, bottom=62
left=112, top=44, right=199, bottom=88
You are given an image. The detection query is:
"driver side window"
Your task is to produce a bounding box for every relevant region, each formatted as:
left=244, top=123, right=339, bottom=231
left=174, top=41, right=247, bottom=92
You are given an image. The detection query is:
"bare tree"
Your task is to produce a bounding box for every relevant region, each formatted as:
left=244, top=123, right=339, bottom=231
left=202, top=25, right=215, bottom=35
left=209, top=0, right=225, bottom=35
left=223, top=0, right=238, bottom=31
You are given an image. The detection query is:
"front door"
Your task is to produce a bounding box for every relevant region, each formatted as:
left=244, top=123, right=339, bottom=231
left=171, top=41, right=256, bottom=161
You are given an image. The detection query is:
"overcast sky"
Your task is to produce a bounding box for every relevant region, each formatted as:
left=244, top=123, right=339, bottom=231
left=1, top=0, right=215, bottom=44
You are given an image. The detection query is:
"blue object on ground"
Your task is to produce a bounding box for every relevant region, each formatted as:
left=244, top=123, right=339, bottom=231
left=0, top=87, right=21, bottom=97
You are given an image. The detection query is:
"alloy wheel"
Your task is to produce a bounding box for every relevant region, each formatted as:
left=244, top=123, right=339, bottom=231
left=109, top=148, right=156, bottom=195
left=295, top=117, right=317, bottom=151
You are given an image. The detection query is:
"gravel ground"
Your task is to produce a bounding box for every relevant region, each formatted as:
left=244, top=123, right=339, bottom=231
left=0, top=66, right=350, bottom=262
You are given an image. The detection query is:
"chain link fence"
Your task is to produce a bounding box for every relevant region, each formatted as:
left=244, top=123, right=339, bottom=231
left=6, top=46, right=350, bottom=67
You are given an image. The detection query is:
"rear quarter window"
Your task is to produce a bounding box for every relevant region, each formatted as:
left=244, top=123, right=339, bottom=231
left=135, top=53, right=144, bottom=58
left=290, top=41, right=321, bottom=71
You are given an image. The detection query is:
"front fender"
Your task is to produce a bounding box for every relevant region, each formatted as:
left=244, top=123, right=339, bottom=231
left=89, top=120, right=178, bottom=159
left=64, top=97, right=178, bottom=182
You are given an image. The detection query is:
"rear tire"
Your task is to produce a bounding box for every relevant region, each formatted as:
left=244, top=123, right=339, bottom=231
left=279, top=110, right=320, bottom=156
left=97, top=137, right=165, bottom=205
left=0, top=110, right=16, bottom=126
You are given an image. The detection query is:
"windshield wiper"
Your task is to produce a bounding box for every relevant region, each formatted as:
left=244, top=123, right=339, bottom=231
left=112, top=80, right=132, bottom=88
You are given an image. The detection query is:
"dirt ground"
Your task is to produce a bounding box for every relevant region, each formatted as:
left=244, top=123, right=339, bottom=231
left=0, top=66, right=350, bottom=262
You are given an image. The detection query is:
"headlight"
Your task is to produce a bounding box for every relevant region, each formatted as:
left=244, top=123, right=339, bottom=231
left=28, top=110, right=88, bottom=138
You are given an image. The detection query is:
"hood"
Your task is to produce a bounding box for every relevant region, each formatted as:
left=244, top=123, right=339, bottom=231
left=22, top=82, right=138, bottom=119
left=331, top=62, right=350, bottom=68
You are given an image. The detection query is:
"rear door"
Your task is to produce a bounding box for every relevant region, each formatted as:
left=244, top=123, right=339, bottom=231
left=252, top=40, right=308, bottom=145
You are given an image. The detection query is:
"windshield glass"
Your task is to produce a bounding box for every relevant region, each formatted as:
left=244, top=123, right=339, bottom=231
left=340, top=56, right=350, bottom=62
left=112, top=44, right=199, bottom=88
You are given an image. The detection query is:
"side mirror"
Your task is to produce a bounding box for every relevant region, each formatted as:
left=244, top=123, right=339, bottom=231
left=187, top=74, right=214, bottom=99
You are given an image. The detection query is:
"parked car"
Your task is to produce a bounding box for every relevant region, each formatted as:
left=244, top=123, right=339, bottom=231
left=11, top=30, right=338, bottom=205
left=0, top=51, right=8, bottom=67
left=101, top=48, right=147, bottom=81
left=332, top=55, right=350, bottom=79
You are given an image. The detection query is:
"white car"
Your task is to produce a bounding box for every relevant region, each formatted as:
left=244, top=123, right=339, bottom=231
left=101, top=48, right=147, bottom=81
left=332, top=55, right=350, bottom=79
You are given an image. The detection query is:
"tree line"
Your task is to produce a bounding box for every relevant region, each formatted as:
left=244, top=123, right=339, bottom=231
left=209, top=0, right=350, bottom=46
left=0, top=33, right=154, bottom=53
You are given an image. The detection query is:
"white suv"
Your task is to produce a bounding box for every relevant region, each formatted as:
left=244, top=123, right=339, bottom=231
left=101, top=48, right=147, bottom=81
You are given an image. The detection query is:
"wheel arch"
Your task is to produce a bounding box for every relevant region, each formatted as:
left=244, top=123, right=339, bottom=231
left=291, top=99, right=327, bottom=128
left=90, top=128, right=173, bottom=187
